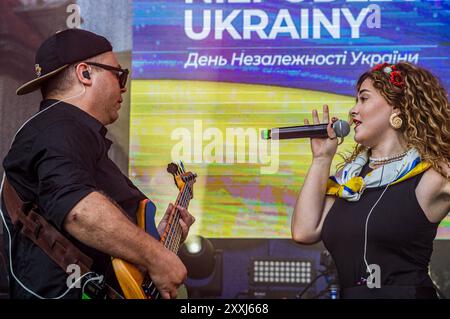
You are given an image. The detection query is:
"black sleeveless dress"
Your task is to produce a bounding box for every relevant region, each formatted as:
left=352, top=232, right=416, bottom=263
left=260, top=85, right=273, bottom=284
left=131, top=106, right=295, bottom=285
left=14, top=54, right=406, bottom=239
left=321, top=162, right=440, bottom=299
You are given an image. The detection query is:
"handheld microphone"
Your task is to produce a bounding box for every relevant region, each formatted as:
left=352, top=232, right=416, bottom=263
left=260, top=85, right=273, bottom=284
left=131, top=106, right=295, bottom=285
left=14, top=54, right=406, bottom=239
left=261, top=120, right=350, bottom=140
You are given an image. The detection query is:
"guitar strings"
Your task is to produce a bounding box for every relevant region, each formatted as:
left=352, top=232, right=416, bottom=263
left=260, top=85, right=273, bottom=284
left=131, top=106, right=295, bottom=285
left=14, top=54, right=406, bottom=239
left=167, top=179, right=194, bottom=252
left=146, top=178, right=193, bottom=299
left=165, top=181, right=190, bottom=252
left=148, top=185, right=189, bottom=299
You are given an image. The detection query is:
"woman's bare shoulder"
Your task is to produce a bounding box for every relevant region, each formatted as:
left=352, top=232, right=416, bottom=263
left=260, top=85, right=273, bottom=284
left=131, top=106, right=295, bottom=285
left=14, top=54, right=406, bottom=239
left=415, top=166, right=450, bottom=223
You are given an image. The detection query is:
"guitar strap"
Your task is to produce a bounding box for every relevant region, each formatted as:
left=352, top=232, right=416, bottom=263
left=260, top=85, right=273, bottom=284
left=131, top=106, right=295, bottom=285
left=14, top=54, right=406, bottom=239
left=1, top=176, right=122, bottom=299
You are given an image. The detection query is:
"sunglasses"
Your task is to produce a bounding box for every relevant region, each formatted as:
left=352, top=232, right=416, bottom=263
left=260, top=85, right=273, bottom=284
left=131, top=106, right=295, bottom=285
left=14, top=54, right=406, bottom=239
left=85, top=62, right=129, bottom=89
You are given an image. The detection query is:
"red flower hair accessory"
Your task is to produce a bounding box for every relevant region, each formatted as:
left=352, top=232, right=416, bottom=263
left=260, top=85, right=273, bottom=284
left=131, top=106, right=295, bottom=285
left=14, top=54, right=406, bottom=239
left=371, top=62, right=390, bottom=72
left=371, top=63, right=405, bottom=88
left=390, top=71, right=404, bottom=87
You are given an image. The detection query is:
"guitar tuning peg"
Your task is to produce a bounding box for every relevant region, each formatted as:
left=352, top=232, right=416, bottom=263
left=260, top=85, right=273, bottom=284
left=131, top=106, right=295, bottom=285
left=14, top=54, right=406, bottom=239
left=167, top=163, right=179, bottom=176
left=176, top=162, right=183, bottom=175
left=179, top=160, right=186, bottom=173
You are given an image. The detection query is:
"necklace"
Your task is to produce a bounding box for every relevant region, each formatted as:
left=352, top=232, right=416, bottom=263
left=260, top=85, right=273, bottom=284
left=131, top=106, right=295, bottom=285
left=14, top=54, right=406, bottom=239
left=369, top=150, right=408, bottom=167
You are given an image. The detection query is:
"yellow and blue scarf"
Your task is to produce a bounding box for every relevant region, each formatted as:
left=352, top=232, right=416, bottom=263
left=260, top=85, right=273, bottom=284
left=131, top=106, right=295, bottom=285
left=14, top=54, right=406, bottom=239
left=326, top=148, right=430, bottom=201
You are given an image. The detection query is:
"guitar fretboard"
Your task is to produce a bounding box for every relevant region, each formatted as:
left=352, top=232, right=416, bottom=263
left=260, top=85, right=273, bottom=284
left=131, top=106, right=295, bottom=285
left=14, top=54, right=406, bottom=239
left=161, top=180, right=193, bottom=254
left=142, top=173, right=195, bottom=299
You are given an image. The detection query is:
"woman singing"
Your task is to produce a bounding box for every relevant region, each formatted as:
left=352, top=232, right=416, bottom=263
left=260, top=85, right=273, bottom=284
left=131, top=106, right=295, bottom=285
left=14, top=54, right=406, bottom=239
left=291, top=62, right=450, bottom=299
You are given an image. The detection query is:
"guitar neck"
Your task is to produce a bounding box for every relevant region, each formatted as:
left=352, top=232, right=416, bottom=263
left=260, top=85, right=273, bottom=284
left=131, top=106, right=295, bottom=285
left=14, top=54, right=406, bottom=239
left=115, top=165, right=196, bottom=300
left=160, top=181, right=193, bottom=254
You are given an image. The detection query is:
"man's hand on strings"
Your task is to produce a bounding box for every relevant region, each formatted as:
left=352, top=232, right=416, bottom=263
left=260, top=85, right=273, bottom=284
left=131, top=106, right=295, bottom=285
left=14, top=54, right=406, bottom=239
left=157, top=203, right=196, bottom=243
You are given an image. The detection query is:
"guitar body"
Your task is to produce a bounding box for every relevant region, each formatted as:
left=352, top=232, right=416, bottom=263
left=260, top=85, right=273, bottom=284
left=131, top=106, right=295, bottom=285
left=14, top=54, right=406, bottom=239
left=112, top=164, right=195, bottom=300
left=112, top=256, right=188, bottom=299
left=112, top=258, right=147, bottom=299
left=112, top=199, right=158, bottom=299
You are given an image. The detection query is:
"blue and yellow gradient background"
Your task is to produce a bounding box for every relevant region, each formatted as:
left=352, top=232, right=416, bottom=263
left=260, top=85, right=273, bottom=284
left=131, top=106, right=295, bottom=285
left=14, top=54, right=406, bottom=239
left=130, top=1, right=449, bottom=239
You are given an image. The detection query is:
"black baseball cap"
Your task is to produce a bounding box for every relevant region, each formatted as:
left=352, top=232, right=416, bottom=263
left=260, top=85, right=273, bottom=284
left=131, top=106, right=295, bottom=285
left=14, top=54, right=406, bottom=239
left=16, top=29, right=113, bottom=95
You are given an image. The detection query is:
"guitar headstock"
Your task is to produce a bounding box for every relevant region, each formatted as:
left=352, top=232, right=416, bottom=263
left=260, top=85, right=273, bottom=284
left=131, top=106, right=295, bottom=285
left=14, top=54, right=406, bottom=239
left=167, top=162, right=180, bottom=176
left=167, top=161, right=197, bottom=197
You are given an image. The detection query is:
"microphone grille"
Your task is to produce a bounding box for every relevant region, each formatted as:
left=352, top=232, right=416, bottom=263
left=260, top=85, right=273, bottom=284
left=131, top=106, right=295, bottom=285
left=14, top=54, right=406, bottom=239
left=332, top=120, right=350, bottom=137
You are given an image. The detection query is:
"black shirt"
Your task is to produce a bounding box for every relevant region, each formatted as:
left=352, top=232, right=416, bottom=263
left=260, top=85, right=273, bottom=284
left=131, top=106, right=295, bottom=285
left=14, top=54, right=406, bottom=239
left=2, top=99, right=147, bottom=298
left=321, top=162, right=439, bottom=298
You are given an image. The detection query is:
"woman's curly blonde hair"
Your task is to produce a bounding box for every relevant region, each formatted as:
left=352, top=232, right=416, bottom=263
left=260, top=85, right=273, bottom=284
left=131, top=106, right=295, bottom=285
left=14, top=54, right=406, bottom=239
left=337, top=62, right=450, bottom=179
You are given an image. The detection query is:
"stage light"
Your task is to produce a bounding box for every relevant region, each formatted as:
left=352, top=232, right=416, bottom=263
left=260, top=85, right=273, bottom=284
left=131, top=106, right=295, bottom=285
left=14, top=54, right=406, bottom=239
left=185, top=235, right=202, bottom=254
left=179, top=236, right=223, bottom=298
left=250, top=258, right=314, bottom=286
left=179, top=235, right=216, bottom=279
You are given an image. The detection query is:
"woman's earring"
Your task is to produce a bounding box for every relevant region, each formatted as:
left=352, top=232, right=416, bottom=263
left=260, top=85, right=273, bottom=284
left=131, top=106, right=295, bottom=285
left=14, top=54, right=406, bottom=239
left=389, top=113, right=403, bottom=129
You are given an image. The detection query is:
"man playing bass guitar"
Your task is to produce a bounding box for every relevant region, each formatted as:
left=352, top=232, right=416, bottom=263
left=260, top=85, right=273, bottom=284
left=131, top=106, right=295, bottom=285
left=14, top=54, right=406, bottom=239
left=1, top=29, right=195, bottom=299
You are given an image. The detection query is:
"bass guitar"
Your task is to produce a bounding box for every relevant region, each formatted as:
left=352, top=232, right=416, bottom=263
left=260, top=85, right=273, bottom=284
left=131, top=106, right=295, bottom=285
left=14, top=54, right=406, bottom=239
left=112, top=162, right=196, bottom=299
